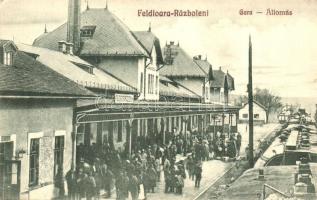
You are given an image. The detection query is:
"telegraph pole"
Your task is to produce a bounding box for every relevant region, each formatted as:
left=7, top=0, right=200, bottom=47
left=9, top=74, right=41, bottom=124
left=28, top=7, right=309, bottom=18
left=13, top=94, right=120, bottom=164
left=248, top=35, right=254, bottom=167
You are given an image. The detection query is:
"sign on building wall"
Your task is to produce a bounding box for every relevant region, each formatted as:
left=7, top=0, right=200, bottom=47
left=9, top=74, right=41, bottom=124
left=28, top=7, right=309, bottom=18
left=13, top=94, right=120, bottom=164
left=39, top=136, right=54, bottom=184
left=114, top=94, right=134, bottom=104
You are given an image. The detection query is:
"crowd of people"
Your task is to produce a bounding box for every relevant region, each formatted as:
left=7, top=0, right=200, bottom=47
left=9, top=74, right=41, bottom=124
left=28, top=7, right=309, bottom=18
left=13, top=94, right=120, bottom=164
left=60, top=128, right=242, bottom=200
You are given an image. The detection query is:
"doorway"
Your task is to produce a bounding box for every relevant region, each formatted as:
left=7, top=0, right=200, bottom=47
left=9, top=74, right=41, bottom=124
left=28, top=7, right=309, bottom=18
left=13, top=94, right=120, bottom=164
left=0, top=141, right=21, bottom=200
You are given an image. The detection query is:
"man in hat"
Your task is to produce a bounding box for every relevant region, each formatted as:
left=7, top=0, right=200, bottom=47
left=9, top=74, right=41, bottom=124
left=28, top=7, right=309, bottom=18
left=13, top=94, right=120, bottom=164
left=128, top=173, right=139, bottom=200
left=186, top=155, right=195, bottom=181
left=236, top=132, right=242, bottom=156
left=175, top=171, right=184, bottom=194
left=85, top=171, right=97, bottom=200
left=194, top=161, right=202, bottom=188
left=104, top=166, right=114, bottom=198
left=65, top=169, right=77, bottom=200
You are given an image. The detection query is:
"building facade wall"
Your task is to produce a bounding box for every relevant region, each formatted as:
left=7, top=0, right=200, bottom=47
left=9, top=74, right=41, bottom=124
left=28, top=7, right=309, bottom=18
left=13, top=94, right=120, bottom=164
left=92, top=56, right=159, bottom=101
left=144, top=48, right=159, bottom=101
left=0, top=98, right=74, bottom=199
left=239, top=103, right=267, bottom=124
left=211, top=87, right=221, bottom=103
left=98, top=56, right=139, bottom=89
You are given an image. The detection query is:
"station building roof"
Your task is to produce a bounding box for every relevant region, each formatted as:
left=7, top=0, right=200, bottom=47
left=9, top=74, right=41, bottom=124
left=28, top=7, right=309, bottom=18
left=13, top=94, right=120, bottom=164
left=33, top=8, right=149, bottom=57
left=17, top=43, right=137, bottom=93
left=159, top=76, right=200, bottom=99
left=161, top=42, right=235, bottom=90
left=133, top=30, right=164, bottom=65
left=212, top=68, right=235, bottom=90
left=160, top=43, right=206, bottom=78
left=0, top=40, right=95, bottom=98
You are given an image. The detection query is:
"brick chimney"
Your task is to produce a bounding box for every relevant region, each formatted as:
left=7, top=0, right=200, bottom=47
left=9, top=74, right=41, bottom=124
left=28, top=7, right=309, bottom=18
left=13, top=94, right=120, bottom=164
left=67, top=0, right=81, bottom=54
left=66, top=42, right=74, bottom=55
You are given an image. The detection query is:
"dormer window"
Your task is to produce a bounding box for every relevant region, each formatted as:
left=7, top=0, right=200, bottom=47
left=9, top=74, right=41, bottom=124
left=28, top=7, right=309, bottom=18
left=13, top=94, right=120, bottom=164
left=4, top=51, right=13, bottom=66
left=1, top=40, right=17, bottom=66
left=80, top=26, right=96, bottom=38
left=72, top=62, right=94, bottom=74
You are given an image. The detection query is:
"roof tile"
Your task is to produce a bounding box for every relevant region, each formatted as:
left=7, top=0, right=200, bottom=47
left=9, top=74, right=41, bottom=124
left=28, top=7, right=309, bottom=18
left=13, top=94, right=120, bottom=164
left=33, top=9, right=148, bottom=57
left=0, top=46, right=95, bottom=97
left=160, top=44, right=206, bottom=77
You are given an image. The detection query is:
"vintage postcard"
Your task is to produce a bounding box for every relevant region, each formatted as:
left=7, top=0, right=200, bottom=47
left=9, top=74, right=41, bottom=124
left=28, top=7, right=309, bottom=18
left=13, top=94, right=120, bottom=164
left=0, top=0, right=316, bottom=199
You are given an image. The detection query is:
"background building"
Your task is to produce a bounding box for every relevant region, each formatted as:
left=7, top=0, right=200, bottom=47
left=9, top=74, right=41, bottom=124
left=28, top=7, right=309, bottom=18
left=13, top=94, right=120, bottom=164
left=0, top=40, right=94, bottom=200
left=239, top=100, right=267, bottom=125
left=161, top=41, right=235, bottom=104
left=33, top=3, right=162, bottom=101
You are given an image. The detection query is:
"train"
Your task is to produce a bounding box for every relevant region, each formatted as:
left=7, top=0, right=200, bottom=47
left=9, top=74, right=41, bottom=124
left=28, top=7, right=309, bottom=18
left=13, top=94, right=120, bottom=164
left=219, top=110, right=317, bottom=200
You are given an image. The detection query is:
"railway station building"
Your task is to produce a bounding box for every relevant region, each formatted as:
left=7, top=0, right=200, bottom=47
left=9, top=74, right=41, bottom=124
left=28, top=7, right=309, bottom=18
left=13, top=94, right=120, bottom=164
left=1, top=1, right=240, bottom=199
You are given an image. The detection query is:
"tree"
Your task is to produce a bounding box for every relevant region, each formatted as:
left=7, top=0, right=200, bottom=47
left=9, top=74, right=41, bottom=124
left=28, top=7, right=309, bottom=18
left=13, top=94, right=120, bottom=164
left=234, top=95, right=247, bottom=107
left=234, top=88, right=283, bottom=122
left=253, top=88, right=283, bottom=122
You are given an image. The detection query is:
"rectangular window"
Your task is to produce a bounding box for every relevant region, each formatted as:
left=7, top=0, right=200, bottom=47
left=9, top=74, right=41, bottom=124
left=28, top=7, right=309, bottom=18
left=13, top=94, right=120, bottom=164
left=152, top=75, right=154, bottom=94
left=76, top=125, right=85, bottom=145
left=156, top=76, right=158, bottom=94
left=4, top=52, right=12, bottom=66
left=150, top=75, right=152, bottom=94
left=140, top=72, right=144, bottom=93
left=242, top=114, right=248, bottom=118
left=148, top=74, right=151, bottom=94
left=122, top=121, right=127, bottom=140
left=54, top=136, right=64, bottom=181
left=4, top=52, right=7, bottom=65
left=80, top=26, right=96, bottom=38
left=254, top=114, right=260, bottom=119
left=29, top=138, right=39, bottom=186
left=151, top=75, right=153, bottom=94
left=147, top=74, right=155, bottom=94
left=149, top=75, right=152, bottom=94
left=117, top=121, right=122, bottom=142
left=113, top=121, right=118, bottom=140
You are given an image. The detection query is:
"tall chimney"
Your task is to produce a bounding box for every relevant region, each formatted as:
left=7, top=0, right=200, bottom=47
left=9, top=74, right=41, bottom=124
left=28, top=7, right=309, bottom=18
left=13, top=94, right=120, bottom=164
left=67, top=0, right=81, bottom=54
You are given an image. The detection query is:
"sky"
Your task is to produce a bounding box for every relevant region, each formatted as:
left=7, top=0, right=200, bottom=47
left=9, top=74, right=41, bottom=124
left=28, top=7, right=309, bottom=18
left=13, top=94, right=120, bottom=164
left=1, top=0, right=317, bottom=98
